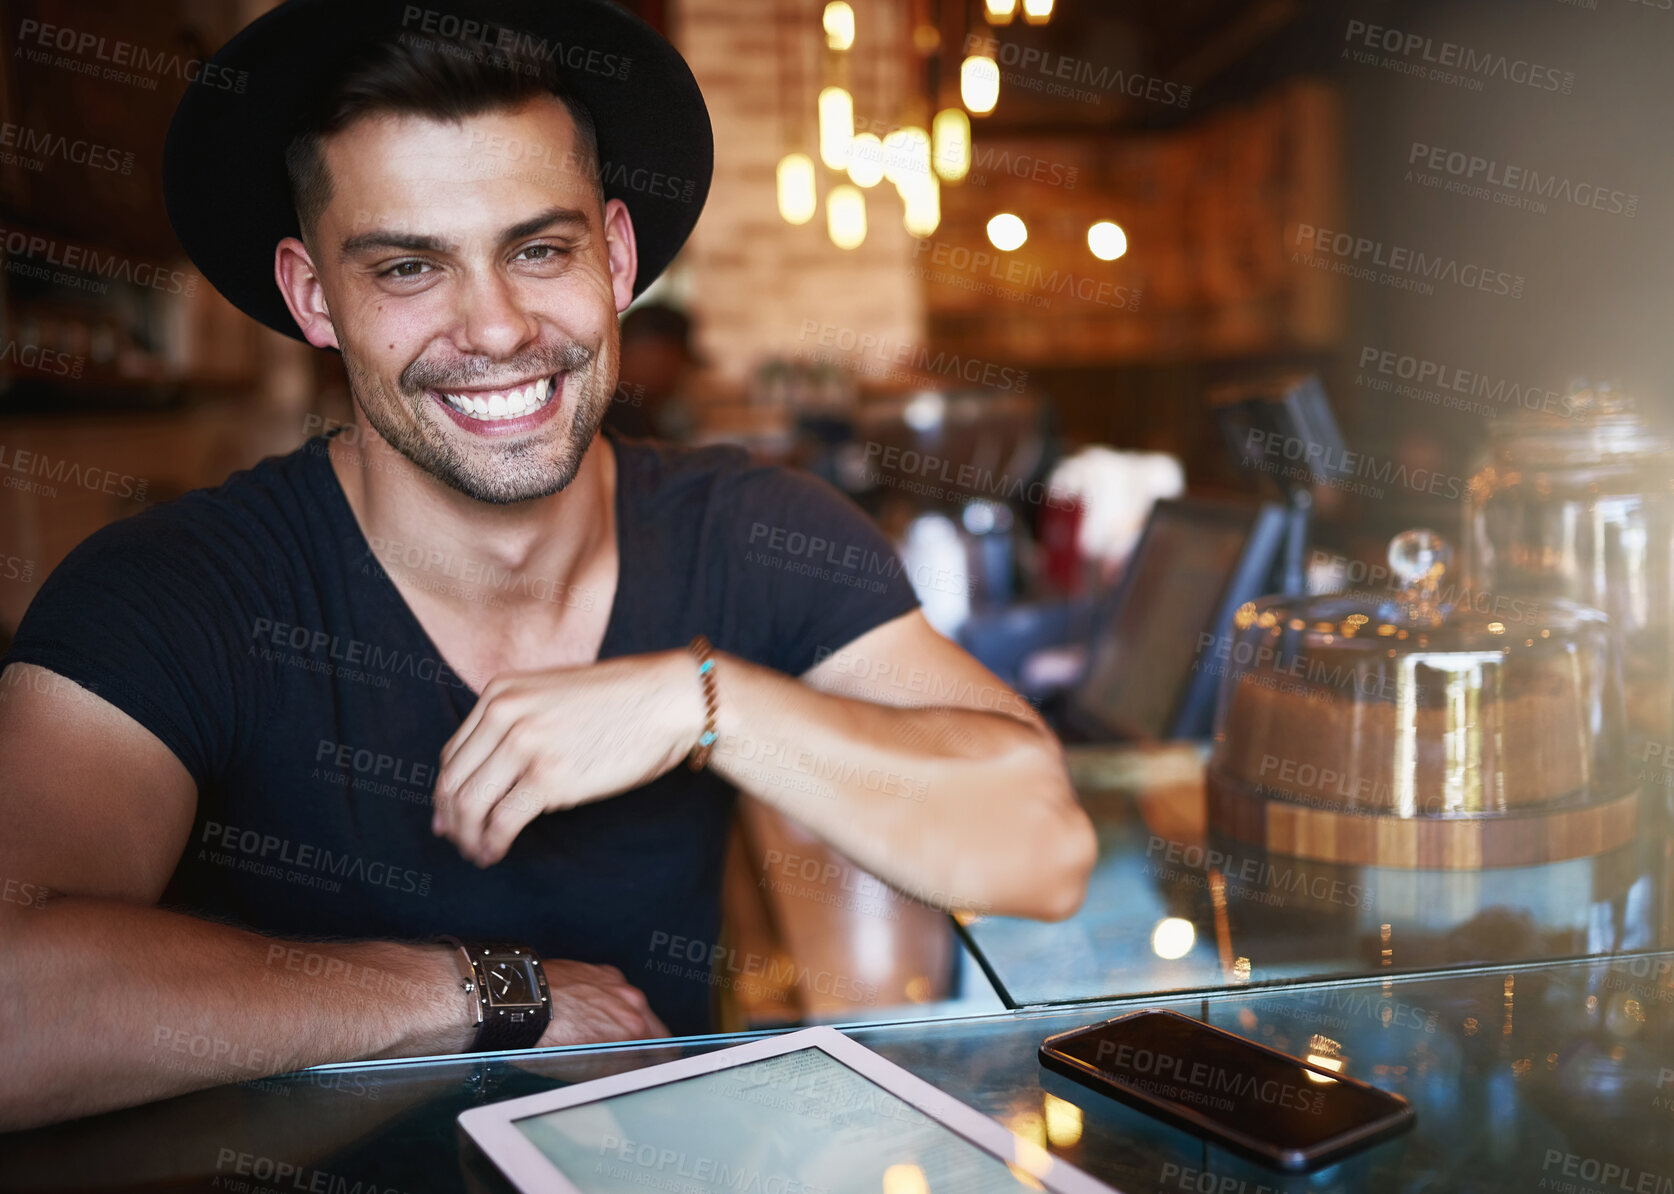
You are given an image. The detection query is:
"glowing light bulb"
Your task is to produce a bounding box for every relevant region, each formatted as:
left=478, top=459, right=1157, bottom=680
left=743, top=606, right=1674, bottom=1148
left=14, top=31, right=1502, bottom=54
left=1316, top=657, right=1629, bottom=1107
left=775, top=153, right=816, bottom=225
left=1022, top=0, right=1053, bottom=25
left=902, top=174, right=940, bottom=237
left=883, top=126, right=930, bottom=188
left=986, top=212, right=1026, bottom=251
left=932, top=108, right=970, bottom=182
left=984, top=0, right=1018, bottom=24
left=961, top=55, right=1000, bottom=115
left=847, top=132, right=884, bottom=188
left=827, top=184, right=866, bottom=249
left=823, top=1, right=855, bottom=50
left=1087, top=220, right=1127, bottom=260
left=818, top=86, right=854, bottom=170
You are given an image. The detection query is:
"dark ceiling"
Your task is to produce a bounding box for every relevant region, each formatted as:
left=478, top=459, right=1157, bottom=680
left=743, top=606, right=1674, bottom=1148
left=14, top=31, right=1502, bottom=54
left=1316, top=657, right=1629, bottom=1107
left=949, top=0, right=1333, bottom=135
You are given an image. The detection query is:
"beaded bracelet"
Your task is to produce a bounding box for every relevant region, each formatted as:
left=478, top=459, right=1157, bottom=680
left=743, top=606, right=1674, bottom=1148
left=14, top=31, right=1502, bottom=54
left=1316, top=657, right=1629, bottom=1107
left=686, top=634, right=719, bottom=771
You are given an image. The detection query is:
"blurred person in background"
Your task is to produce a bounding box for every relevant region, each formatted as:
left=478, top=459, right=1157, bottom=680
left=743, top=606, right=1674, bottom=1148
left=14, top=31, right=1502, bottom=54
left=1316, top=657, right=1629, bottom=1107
left=604, top=303, right=701, bottom=442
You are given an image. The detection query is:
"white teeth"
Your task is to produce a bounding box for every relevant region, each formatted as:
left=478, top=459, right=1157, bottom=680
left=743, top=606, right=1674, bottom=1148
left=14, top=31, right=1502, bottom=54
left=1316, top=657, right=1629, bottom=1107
left=441, top=376, right=555, bottom=421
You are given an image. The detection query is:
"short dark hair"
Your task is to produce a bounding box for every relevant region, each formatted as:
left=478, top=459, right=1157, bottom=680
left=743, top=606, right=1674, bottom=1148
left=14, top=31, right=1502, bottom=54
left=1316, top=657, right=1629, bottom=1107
left=283, top=31, right=603, bottom=247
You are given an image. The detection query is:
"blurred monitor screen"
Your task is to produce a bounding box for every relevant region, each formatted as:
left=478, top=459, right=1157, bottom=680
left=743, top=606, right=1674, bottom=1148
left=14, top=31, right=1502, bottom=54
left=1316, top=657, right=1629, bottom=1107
left=1069, top=499, right=1285, bottom=740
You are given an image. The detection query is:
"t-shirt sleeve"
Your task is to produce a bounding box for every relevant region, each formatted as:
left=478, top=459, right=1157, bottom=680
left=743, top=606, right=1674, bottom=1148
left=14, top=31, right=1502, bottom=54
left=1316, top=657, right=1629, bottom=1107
left=1, top=507, right=260, bottom=789
left=717, top=465, right=922, bottom=676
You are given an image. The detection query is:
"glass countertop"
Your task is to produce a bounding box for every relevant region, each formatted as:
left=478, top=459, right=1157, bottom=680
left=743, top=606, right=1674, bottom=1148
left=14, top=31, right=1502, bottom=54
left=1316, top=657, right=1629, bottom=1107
left=6, top=951, right=1672, bottom=1193
left=957, top=744, right=1671, bottom=1008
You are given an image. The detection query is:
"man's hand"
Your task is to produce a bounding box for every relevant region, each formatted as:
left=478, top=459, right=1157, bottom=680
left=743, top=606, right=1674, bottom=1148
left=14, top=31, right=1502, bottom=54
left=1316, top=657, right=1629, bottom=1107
left=536, top=961, right=670, bottom=1046
left=432, top=651, right=703, bottom=866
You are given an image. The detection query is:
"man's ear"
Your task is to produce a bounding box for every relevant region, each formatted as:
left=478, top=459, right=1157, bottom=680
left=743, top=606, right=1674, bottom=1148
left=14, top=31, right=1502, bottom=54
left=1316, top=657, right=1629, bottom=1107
left=602, top=197, right=639, bottom=314
left=274, top=236, right=340, bottom=350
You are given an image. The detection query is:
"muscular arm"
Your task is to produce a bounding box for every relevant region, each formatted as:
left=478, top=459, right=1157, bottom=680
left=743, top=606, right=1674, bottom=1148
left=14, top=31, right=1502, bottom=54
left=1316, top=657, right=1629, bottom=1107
left=435, top=611, right=1097, bottom=922
left=0, top=663, right=663, bottom=1132
left=0, top=664, right=472, bottom=1130
left=707, top=611, right=1097, bottom=921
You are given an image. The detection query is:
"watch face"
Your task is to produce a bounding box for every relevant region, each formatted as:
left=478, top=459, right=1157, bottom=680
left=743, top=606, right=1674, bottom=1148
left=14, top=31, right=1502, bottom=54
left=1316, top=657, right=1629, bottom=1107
left=484, top=959, right=539, bottom=1007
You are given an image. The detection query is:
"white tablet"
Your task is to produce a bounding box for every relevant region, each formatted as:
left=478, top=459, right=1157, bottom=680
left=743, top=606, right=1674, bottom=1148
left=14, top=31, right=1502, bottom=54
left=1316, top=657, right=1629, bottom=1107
left=458, top=1025, right=1119, bottom=1194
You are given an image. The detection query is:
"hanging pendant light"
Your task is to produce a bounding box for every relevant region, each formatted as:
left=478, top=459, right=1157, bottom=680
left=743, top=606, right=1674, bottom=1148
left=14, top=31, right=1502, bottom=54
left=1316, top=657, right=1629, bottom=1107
left=818, top=86, right=855, bottom=170
left=932, top=108, right=971, bottom=181
left=987, top=212, right=1027, bottom=251
left=1088, top=221, right=1128, bottom=261
left=883, top=126, right=931, bottom=190
left=961, top=54, right=999, bottom=115
left=776, top=153, right=817, bottom=224
left=902, top=175, right=941, bottom=238
left=823, top=1, right=855, bottom=50
left=848, top=132, right=885, bottom=187
left=828, top=184, right=867, bottom=249
left=1022, top=0, right=1054, bottom=25
left=984, top=0, right=1018, bottom=25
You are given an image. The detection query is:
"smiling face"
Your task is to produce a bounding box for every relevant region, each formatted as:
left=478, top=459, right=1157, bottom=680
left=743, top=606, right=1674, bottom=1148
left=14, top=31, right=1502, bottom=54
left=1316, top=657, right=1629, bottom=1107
left=279, top=95, right=637, bottom=504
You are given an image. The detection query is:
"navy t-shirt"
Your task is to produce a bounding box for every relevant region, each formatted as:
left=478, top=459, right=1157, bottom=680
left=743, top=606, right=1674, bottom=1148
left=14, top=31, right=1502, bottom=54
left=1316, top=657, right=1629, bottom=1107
left=1, top=426, right=920, bottom=1036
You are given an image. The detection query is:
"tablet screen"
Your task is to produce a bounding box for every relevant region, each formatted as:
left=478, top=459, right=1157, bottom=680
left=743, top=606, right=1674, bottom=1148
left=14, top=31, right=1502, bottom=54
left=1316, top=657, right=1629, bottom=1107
left=513, top=1046, right=1046, bottom=1192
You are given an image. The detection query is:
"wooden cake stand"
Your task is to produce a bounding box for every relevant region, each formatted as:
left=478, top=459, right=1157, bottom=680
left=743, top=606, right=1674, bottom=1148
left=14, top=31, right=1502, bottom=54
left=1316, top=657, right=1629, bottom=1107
left=1206, top=770, right=1642, bottom=870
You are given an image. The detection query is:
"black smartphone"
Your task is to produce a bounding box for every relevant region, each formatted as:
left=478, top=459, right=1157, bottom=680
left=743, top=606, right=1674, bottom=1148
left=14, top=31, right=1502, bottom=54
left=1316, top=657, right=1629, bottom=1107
left=1039, top=1009, right=1414, bottom=1171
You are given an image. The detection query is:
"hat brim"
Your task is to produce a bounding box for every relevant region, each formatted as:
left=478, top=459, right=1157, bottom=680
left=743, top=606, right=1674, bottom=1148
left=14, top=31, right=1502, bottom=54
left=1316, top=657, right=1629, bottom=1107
left=162, top=0, right=713, bottom=344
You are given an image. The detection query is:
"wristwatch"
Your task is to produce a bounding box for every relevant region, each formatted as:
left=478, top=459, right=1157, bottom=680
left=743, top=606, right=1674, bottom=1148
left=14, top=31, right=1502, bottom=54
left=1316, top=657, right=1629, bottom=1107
left=438, top=937, right=552, bottom=1052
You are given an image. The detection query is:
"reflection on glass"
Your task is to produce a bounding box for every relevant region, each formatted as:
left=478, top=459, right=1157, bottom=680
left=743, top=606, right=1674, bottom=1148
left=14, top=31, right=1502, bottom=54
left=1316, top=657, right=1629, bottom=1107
left=515, top=1049, right=1053, bottom=1192
left=882, top=1163, right=928, bottom=1194
left=1042, top=1094, right=1082, bottom=1147
left=1151, top=917, right=1195, bottom=960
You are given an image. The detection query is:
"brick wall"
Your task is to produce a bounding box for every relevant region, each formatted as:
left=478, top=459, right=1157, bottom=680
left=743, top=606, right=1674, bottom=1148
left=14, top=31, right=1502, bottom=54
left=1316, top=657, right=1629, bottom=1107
left=672, top=0, right=926, bottom=387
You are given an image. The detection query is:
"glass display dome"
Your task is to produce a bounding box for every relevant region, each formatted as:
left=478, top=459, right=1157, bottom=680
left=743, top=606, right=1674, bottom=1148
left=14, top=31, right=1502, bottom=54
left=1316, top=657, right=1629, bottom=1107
left=1205, top=531, right=1637, bottom=868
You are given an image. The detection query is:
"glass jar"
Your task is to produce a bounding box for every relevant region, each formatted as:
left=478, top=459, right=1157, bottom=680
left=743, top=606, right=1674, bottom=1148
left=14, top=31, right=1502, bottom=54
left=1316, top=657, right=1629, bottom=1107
left=1464, top=385, right=1674, bottom=748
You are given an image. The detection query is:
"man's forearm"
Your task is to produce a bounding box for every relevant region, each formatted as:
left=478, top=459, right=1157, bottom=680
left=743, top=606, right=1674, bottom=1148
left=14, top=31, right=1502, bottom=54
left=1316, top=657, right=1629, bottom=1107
left=701, top=653, right=1095, bottom=921
left=0, top=896, right=469, bottom=1131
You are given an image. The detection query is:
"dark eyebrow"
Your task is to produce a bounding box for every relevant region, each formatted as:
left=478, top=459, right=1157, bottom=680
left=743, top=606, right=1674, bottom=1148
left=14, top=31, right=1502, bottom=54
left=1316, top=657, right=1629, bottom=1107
left=337, top=206, right=591, bottom=262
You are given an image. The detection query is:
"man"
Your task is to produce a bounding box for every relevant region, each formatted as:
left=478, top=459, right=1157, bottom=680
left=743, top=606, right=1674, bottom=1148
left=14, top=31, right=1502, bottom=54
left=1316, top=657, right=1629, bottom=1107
left=0, top=0, right=1094, bottom=1131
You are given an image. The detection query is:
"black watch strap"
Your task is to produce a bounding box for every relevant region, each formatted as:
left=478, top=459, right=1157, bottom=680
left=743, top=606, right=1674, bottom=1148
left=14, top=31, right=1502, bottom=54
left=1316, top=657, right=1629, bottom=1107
left=439, top=937, right=552, bottom=1053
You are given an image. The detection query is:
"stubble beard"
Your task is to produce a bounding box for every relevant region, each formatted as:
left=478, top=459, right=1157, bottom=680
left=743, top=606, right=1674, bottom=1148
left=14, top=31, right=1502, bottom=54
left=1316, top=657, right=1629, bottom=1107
left=342, top=337, right=614, bottom=505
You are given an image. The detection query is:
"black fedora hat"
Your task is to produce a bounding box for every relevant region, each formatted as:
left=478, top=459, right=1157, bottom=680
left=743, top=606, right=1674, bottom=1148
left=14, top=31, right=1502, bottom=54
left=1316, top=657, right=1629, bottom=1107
left=162, top=0, right=713, bottom=344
